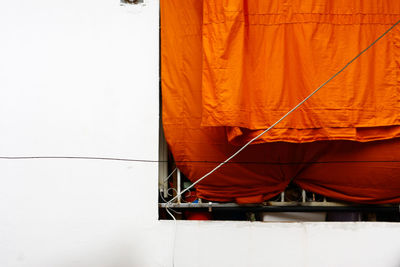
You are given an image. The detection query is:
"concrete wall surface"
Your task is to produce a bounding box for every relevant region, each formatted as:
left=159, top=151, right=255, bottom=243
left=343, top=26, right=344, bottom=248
left=0, top=1, right=399, bottom=266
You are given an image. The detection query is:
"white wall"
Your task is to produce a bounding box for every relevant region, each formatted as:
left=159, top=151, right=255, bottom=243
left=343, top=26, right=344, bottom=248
left=0, top=1, right=399, bottom=267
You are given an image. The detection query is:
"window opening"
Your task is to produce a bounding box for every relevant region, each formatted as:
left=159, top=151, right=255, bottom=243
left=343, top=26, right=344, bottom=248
left=159, top=1, right=400, bottom=222
left=159, top=169, right=400, bottom=222
left=158, top=127, right=400, bottom=222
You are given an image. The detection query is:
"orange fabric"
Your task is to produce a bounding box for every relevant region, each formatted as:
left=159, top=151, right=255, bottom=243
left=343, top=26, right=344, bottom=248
left=227, top=125, right=400, bottom=146
left=202, top=0, right=400, bottom=143
left=161, top=0, right=400, bottom=204
left=161, top=0, right=288, bottom=202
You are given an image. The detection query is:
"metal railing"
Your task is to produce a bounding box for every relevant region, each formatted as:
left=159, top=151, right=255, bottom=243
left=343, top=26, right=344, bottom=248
left=159, top=169, right=399, bottom=213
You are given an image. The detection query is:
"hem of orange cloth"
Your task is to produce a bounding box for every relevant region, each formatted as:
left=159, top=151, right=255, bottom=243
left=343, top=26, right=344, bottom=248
left=225, top=125, right=400, bottom=145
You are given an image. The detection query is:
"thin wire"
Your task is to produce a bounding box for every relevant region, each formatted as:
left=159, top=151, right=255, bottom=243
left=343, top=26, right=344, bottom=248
left=166, top=18, right=400, bottom=206
left=165, top=203, right=177, bottom=267
left=159, top=169, right=179, bottom=267
left=176, top=160, right=400, bottom=164
left=0, top=156, right=160, bottom=162
left=163, top=167, right=177, bottom=182
left=0, top=156, right=399, bottom=165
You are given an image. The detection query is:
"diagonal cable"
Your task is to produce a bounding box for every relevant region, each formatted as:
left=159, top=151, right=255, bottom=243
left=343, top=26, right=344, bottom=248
left=166, top=18, right=400, bottom=206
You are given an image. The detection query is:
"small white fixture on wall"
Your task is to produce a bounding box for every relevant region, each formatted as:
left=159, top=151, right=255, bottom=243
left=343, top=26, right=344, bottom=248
left=121, top=0, right=144, bottom=4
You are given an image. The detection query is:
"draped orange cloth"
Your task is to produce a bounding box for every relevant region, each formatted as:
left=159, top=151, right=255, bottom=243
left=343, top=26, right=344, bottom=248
left=202, top=0, right=400, bottom=143
left=161, top=0, right=400, bottom=204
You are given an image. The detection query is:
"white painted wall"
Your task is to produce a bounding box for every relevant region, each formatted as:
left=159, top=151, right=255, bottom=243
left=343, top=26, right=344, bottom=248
left=0, top=1, right=399, bottom=266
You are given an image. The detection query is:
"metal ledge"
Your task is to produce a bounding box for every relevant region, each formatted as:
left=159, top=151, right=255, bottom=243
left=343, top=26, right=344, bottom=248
left=159, top=202, right=400, bottom=212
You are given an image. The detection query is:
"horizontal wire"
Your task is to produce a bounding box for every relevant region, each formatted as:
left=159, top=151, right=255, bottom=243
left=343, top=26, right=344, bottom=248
left=0, top=156, right=160, bottom=162
left=0, top=156, right=399, bottom=165
left=173, top=160, right=400, bottom=164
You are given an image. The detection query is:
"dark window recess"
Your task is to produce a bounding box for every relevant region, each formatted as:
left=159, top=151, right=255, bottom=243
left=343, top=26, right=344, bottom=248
left=158, top=153, right=400, bottom=222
